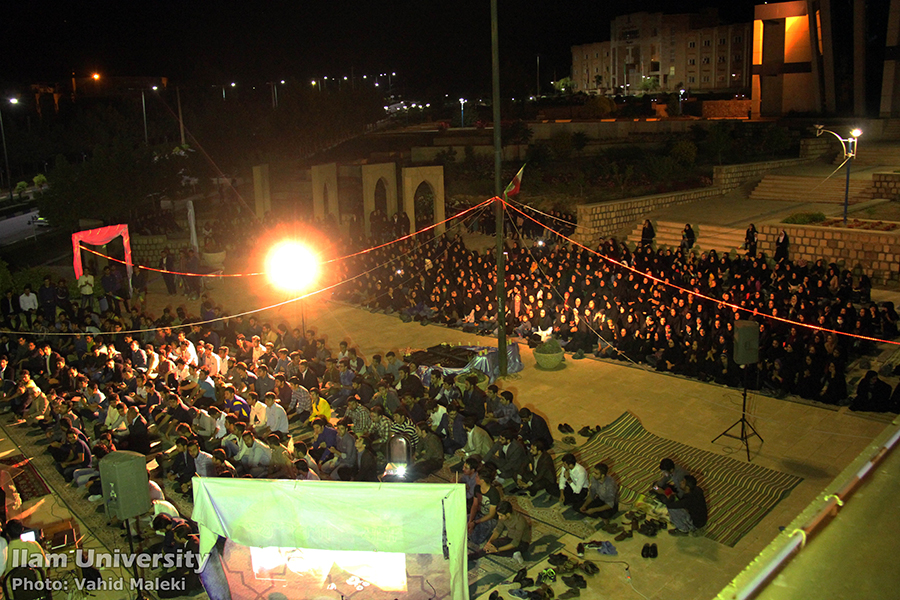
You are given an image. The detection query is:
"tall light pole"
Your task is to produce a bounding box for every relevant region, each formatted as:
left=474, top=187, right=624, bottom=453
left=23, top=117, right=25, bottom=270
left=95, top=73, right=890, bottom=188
left=0, top=98, right=18, bottom=201
left=459, top=98, right=467, bottom=127
left=491, top=0, right=507, bottom=377
left=815, top=126, right=862, bottom=224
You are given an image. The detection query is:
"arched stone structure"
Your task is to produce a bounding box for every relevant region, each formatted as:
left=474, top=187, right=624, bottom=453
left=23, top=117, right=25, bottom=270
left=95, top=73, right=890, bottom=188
left=401, top=166, right=446, bottom=235
left=361, top=163, right=399, bottom=236
left=311, top=163, right=339, bottom=221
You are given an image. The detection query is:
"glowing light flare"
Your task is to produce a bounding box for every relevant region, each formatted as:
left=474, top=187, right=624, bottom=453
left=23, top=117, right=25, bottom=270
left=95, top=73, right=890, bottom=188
left=265, top=241, right=319, bottom=293
left=92, top=73, right=101, bottom=80
left=850, top=128, right=862, bottom=138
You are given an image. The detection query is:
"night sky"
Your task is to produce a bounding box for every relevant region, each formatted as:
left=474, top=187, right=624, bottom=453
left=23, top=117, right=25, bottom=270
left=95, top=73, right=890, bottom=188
left=2, top=0, right=756, bottom=97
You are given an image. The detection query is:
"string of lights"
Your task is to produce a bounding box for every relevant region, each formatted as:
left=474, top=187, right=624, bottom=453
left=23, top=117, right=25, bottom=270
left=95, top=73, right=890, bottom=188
left=503, top=199, right=900, bottom=348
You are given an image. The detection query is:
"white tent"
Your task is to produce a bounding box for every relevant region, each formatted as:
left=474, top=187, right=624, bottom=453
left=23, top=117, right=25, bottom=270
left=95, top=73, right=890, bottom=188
left=192, top=478, right=469, bottom=599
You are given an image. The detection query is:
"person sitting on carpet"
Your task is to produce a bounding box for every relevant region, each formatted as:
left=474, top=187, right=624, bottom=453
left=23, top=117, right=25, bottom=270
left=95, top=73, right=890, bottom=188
left=515, top=439, right=557, bottom=497
left=558, top=453, right=589, bottom=507
left=477, top=501, right=531, bottom=565
left=237, top=431, right=272, bottom=478
left=322, top=419, right=358, bottom=479
left=518, top=407, right=554, bottom=449
left=483, top=428, right=528, bottom=486
left=454, top=416, right=493, bottom=466
left=579, top=462, right=620, bottom=531
left=407, top=421, right=444, bottom=481
left=654, top=458, right=688, bottom=498
left=468, top=466, right=500, bottom=545
left=661, top=474, right=708, bottom=535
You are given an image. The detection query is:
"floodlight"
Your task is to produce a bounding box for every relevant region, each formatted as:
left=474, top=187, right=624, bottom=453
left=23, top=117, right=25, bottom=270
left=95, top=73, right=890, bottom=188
left=265, top=241, right=319, bottom=293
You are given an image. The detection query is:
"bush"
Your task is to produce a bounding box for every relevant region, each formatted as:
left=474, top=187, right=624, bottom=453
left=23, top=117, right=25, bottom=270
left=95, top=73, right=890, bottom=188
left=782, top=212, right=826, bottom=224
left=535, top=338, right=563, bottom=354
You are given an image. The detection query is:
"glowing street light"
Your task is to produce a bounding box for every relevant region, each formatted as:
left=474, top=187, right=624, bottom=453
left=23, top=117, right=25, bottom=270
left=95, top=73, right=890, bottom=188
left=459, top=98, right=467, bottom=128
left=92, top=73, right=101, bottom=81
left=815, top=126, right=862, bottom=224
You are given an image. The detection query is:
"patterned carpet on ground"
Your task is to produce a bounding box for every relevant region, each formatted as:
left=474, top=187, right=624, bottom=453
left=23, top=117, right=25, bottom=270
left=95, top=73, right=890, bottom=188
left=567, top=411, right=804, bottom=547
left=0, top=453, right=51, bottom=501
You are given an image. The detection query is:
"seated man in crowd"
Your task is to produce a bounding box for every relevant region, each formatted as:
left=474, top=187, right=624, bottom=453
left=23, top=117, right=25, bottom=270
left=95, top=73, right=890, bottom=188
left=579, top=462, right=620, bottom=532
left=237, top=431, right=272, bottom=477
left=659, top=474, right=708, bottom=535
left=483, top=428, right=527, bottom=487
left=518, top=407, right=554, bottom=449
left=407, top=421, right=443, bottom=481
left=515, top=439, right=557, bottom=497
left=654, top=457, right=688, bottom=498
left=558, top=453, right=589, bottom=507
left=472, top=501, right=531, bottom=565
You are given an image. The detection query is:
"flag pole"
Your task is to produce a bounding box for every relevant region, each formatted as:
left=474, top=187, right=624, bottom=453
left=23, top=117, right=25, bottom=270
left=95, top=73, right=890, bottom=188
left=491, top=0, right=507, bottom=377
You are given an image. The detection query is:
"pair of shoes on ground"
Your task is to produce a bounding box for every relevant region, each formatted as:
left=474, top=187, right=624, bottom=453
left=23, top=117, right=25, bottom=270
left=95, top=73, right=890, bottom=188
left=614, top=529, right=633, bottom=541
left=641, top=543, right=659, bottom=558
left=561, top=574, right=587, bottom=589
left=577, top=425, right=600, bottom=437
left=557, top=423, right=575, bottom=434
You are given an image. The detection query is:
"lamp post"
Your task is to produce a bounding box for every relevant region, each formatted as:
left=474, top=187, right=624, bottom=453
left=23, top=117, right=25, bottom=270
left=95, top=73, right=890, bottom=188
left=0, top=98, right=18, bottom=201
left=815, top=126, right=862, bottom=224
left=459, top=98, right=467, bottom=128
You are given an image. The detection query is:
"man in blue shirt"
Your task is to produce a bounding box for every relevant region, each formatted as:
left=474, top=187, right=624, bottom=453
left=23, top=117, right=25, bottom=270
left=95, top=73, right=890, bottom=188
left=56, top=429, right=91, bottom=481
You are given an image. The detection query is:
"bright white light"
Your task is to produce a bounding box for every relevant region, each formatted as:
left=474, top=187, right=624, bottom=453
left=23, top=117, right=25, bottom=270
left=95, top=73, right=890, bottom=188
left=230, top=82, right=236, bottom=87
left=362, top=75, right=367, bottom=79
left=374, top=82, right=379, bottom=87
left=343, top=76, right=348, bottom=80
left=8, top=98, right=18, bottom=105
left=392, top=72, right=396, bottom=76
left=265, top=241, right=319, bottom=293
left=280, top=80, right=285, bottom=84
left=152, top=86, right=158, bottom=91
left=850, top=128, right=862, bottom=138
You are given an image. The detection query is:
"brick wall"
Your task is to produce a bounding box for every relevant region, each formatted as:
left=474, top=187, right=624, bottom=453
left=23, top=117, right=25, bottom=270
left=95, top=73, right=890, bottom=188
left=574, top=187, right=726, bottom=246
left=872, top=173, right=900, bottom=201
left=701, top=100, right=752, bottom=119
left=759, top=224, right=900, bottom=284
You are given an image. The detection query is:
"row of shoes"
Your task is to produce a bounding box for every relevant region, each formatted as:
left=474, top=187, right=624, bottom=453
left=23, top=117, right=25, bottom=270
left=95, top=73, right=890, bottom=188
left=555, top=424, right=602, bottom=438
left=614, top=512, right=668, bottom=541
left=641, top=543, right=659, bottom=558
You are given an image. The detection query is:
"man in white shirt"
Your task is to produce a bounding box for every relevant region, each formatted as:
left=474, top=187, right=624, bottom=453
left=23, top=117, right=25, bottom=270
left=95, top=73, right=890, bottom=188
left=558, top=453, right=589, bottom=507
left=260, top=391, right=289, bottom=440
left=247, top=392, right=267, bottom=434
left=18, top=286, right=38, bottom=328
left=78, top=269, right=95, bottom=310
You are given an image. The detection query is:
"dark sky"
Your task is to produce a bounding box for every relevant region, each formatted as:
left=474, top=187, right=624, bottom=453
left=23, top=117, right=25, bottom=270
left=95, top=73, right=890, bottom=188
left=2, top=0, right=756, bottom=97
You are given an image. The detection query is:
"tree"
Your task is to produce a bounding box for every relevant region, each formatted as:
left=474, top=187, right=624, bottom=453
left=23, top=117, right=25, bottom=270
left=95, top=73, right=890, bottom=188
left=593, top=75, right=603, bottom=90
left=553, top=77, right=576, bottom=94
left=14, top=182, right=28, bottom=201
left=669, top=140, right=698, bottom=167
left=32, top=174, right=47, bottom=194
left=582, top=96, right=616, bottom=119
left=705, top=123, right=733, bottom=165
left=572, top=131, right=589, bottom=155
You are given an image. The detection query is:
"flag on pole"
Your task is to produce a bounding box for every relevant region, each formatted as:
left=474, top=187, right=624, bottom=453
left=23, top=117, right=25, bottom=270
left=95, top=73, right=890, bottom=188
left=504, top=164, right=526, bottom=197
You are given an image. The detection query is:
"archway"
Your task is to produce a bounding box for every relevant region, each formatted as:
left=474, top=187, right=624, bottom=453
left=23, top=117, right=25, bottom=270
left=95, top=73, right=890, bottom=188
left=414, top=181, right=435, bottom=236
left=374, top=178, right=388, bottom=214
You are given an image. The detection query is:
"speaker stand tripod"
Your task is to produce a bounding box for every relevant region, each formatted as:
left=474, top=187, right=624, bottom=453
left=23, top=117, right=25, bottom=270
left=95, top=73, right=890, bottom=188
left=712, top=370, right=763, bottom=461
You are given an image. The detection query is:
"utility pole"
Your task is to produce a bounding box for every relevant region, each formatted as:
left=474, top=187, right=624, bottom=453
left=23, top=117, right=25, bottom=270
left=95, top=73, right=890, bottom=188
left=176, top=87, right=186, bottom=146
left=492, top=0, right=507, bottom=377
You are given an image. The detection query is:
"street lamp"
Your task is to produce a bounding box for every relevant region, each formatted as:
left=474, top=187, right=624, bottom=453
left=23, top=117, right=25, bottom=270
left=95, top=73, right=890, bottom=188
left=459, top=98, right=467, bottom=127
left=0, top=98, right=18, bottom=201
left=815, top=126, right=862, bottom=224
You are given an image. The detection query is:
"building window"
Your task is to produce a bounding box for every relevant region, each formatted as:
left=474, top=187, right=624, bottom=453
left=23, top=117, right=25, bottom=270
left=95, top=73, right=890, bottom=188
left=689, top=76, right=696, bottom=83
left=702, top=57, right=710, bottom=64
left=734, top=53, right=743, bottom=62
left=719, top=37, right=726, bottom=45
left=688, top=58, right=696, bottom=65
left=718, top=55, right=726, bottom=63
left=688, top=41, right=696, bottom=48
left=734, top=35, right=743, bottom=43
left=703, top=39, right=711, bottom=47
left=702, top=76, right=710, bottom=82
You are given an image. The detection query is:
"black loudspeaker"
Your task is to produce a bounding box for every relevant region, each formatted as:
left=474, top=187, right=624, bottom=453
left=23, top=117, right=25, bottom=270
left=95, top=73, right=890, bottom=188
left=100, top=451, right=152, bottom=520
left=733, top=320, right=760, bottom=365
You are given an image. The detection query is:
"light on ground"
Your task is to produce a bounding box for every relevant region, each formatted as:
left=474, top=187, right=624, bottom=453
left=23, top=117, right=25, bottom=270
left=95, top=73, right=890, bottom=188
left=265, top=241, right=319, bottom=293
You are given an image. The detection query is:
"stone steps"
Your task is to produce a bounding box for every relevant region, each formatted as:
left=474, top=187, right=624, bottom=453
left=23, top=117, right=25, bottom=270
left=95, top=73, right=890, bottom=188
left=626, top=220, right=746, bottom=254
left=749, top=175, right=873, bottom=204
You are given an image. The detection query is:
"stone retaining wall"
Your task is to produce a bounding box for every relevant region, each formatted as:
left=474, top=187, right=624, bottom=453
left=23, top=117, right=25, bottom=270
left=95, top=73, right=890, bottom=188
left=574, top=187, right=725, bottom=245
left=712, top=158, right=815, bottom=189
left=759, top=224, right=900, bottom=283
left=131, top=235, right=170, bottom=266
left=872, top=173, right=900, bottom=201
left=799, top=137, right=839, bottom=159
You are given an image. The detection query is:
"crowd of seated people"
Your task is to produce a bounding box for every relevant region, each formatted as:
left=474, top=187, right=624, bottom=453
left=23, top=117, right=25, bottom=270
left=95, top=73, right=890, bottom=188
left=333, top=214, right=896, bottom=410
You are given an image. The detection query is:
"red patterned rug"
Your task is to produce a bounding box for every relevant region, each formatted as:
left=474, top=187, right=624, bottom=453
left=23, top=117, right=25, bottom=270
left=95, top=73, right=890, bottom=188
left=0, top=455, right=51, bottom=501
